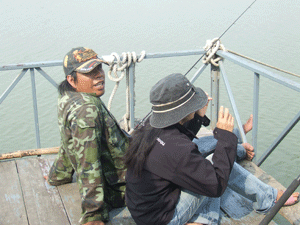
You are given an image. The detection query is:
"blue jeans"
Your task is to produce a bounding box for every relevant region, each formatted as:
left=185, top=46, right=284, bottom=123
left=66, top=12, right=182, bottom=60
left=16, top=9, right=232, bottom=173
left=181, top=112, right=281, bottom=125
left=167, top=129, right=277, bottom=225
left=194, top=128, right=246, bottom=161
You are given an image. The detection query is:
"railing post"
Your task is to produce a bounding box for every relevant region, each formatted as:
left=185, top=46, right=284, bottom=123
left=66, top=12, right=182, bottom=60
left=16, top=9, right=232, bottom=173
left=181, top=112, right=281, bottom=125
left=210, top=64, right=220, bottom=129
left=128, top=64, right=135, bottom=131
left=30, top=68, right=41, bottom=148
left=253, top=72, right=260, bottom=159
left=219, top=61, right=247, bottom=143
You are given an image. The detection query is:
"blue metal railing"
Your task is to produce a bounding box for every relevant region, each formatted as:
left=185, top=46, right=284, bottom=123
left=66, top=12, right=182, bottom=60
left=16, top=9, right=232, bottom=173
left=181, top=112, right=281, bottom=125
left=0, top=67, right=59, bottom=148
left=217, top=51, right=300, bottom=166
left=1, top=49, right=299, bottom=167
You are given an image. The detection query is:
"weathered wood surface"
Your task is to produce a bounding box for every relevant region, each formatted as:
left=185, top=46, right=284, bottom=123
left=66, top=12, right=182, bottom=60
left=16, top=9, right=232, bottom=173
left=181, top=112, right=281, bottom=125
left=47, top=157, right=82, bottom=225
left=0, top=160, right=27, bottom=225
left=0, top=152, right=299, bottom=225
left=17, top=156, right=70, bottom=225
left=0, top=155, right=134, bottom=225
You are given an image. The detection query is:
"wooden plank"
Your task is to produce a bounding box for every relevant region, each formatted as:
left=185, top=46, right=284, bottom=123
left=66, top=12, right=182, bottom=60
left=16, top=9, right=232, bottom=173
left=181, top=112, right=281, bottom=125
left=57, top=183, right=81, bottom=225
left=47, top=154, right=136, bottom=225
left=44, top=152, right=299, bottom=224
left=57, top=182, right=136, bottom=225
left=240, top=160, right=300, bottom=225
left=0, top=160, right=28, bottom=225
left=46, top=155, right=81, bottom=225
left=0, top=147, right=59, bottom=160
left=16, top=157, right=70, bottom=225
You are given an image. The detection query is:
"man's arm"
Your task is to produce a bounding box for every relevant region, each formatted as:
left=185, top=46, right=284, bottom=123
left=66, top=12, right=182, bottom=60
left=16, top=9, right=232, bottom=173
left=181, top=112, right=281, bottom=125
left=48, top=145, right=74, bottom=186
left=172, top=107, right=237, bottom=197
left=69, top=103, right=109, bottom=224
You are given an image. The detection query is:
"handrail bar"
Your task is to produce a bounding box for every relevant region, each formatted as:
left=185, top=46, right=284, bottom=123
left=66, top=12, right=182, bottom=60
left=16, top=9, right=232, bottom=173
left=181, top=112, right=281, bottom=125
left=0, top=50, right=206, bottom=71
left=217, top=51, right=300, bottom=92
left=0, top=60, right=62, bottom=71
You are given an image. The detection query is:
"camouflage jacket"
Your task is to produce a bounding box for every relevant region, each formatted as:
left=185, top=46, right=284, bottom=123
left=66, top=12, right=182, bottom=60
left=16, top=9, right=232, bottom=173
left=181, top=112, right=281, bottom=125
left=48, top=91, right=129, bottom=224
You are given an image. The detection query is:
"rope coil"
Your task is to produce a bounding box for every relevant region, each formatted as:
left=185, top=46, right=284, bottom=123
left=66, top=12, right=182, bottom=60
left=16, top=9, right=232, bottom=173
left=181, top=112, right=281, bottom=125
left=106, top=51, right=146, bottom=131
left=202, top=38, right=226, bottom=66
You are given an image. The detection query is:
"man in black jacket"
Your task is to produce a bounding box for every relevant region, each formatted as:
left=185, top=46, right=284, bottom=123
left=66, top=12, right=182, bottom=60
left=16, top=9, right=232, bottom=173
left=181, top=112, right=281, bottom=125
left=124, top=73, right=296, bottom=225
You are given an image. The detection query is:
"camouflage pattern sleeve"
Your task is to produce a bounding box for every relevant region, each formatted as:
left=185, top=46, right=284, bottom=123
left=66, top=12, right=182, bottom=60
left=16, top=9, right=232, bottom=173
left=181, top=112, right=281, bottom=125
left=48, top=145, right=74, bottom=186
left=68, top=102, right=109, bottom=224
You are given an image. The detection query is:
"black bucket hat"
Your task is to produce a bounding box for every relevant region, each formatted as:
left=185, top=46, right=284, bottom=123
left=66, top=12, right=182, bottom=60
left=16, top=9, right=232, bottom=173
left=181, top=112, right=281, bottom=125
left=150, top=73, right=208, bottom=128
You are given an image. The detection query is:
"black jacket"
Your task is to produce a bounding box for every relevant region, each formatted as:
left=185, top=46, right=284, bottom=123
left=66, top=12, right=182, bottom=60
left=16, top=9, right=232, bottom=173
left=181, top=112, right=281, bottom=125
left=125, top=115, right=237, bottom=225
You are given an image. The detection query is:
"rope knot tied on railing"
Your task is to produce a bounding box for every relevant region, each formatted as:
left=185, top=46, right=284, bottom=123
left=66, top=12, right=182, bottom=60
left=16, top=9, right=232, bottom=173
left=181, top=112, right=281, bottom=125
left=105, top=51, right=146, bottom=132
left=106, top=51, right=146, bottom=83
left=202, top=38, right=226, bottom=66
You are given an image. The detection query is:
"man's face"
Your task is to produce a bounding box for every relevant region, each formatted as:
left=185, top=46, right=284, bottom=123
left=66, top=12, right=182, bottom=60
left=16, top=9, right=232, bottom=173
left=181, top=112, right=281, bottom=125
left=74, top=65, right=105, bottom=97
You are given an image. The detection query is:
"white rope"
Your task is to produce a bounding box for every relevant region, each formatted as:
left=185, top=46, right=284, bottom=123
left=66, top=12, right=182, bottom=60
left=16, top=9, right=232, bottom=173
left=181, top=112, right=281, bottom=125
left=106, top=51, right=146, bottom=131
left=202, top=38, right=226, bottom=66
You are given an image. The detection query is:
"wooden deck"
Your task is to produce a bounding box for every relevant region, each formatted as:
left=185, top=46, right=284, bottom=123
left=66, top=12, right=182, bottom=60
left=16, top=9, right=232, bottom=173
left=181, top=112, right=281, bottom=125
left=0, top=152, right=299, bottom=225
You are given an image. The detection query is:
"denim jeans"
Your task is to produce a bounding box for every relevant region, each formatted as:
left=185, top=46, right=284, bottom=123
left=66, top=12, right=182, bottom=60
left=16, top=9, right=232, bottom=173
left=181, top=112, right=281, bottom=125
left=194, top=128, right=246, bottom=161
left=167, top=129, right=277, bottom=225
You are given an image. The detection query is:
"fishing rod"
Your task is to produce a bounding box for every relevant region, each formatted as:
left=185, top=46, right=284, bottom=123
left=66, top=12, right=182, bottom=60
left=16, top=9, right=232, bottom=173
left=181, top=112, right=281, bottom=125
left=184, top=0, right=257, bottom=76
left=130, top=0, right=258, bottom=133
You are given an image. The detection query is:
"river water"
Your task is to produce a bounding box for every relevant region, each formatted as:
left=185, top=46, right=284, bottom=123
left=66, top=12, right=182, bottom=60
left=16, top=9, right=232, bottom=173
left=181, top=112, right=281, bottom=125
left=1, top=0, right=300, bottom=219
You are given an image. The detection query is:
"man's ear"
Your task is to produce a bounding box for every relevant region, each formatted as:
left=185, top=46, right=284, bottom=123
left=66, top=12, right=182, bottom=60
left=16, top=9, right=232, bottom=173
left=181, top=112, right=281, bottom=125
left=66, top=74, right=77, bottom=89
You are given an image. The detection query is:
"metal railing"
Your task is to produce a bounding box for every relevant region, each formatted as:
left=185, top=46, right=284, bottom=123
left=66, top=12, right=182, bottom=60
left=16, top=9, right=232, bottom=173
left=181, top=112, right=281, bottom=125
left=217, top=51, right=300, bottom=166
left=0, top=65, right=59, bottom=149
left=1, top=49, right=299, bottom=167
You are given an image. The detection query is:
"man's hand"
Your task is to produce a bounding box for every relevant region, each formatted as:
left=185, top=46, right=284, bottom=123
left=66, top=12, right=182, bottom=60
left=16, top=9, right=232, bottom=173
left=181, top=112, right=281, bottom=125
left=84, top=221, right=105, bottom=225
left=216, top=106, right=234, bottom=132
left=196, top=92, right=212, bottom=117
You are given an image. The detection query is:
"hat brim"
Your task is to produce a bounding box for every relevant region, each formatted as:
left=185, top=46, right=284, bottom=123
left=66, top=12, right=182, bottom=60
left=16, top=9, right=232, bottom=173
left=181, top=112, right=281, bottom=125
left=150, top=87, right=208, bottom=128
left=75, top=58, right=108, bottom=73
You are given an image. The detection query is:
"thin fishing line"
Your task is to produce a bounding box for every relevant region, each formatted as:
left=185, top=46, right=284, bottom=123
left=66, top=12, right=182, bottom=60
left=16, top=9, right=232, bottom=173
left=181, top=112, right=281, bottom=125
left=132, top=0, right=258, bottom=132
left=184, top=0, right=258, bottom=76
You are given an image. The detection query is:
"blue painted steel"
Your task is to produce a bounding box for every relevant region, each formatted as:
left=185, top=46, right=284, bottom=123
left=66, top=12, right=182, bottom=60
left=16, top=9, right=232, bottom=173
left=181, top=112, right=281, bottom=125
left=0, top=69, right=27, bottom=104
left=0, top=60, right=62, bottom=71
left=217, top=51, right=300, bottom=92
left=144, top=50, right=206, bottom=59
left=253, top=73, right=260, bottom=159
left=210, top=65, right=220, bottom=129
left=129, top=64, right=135, bottom=131
left=256, top=109, right=300, bottom=167
left=190, top=64, right=208, bottom=84
left=30, top=69, right=41, bottom=149
left=0, top=50, right=206, bottom=72
left=219, top=61, right=247, bottom=143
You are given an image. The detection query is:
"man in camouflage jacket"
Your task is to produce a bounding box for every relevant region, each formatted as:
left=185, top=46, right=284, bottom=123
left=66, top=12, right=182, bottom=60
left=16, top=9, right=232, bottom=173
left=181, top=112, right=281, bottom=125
left=48, top=47, right=129, bottom=225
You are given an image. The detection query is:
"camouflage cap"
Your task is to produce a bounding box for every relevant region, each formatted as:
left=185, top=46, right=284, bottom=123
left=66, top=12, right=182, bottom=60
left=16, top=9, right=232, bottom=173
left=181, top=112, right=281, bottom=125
left=63, top=47, right=108, bottom=76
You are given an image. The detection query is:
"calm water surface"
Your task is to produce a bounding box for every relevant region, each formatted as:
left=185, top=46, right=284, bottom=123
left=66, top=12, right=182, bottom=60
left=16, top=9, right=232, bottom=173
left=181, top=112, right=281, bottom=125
left=1, top=1, right=300, bottom=220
